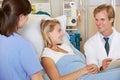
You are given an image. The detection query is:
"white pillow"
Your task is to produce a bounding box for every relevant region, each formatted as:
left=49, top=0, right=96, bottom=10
left=18, top=14, right=70, bottom=59
left=56, top=15, right=70, bottom=45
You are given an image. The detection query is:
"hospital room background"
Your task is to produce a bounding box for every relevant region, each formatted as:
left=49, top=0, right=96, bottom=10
left=0, top=0, right=120, bottom=53
left=28, top=0, right=120, bottom=53
left=0, top=0, right=120, bottom=79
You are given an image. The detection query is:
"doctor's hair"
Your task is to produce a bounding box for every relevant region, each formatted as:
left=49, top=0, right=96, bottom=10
left=93, top=4, right=115, bottom=26
left=0, top=0, right=32, bottom=37
left=40, top=19, right=60, bottom=47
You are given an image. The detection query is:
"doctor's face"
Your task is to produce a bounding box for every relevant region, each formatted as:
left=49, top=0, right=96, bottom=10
left=94, top=10, right=113, bottom=35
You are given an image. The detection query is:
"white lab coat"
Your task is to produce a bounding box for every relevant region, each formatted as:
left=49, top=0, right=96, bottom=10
left=84, top=28, right=120, bottom=67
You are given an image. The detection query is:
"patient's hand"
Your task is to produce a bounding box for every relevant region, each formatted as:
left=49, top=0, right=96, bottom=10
left=87, top=64, right=99, bottom=74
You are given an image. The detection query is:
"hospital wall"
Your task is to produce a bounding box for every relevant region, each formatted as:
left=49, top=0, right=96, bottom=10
left=1, top=0, right=120, bottom=52
left=30, top=0, right=120, bottom=52
left=52, top=5, right=120, bottom=53
left=50, top=0, right=120, bottom=52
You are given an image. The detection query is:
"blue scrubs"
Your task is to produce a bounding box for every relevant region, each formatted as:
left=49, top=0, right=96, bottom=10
left=0, top=33, right=43, bottom=80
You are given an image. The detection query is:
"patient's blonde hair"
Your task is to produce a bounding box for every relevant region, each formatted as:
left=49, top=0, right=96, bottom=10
left=40, top=19, right=60, bottom=47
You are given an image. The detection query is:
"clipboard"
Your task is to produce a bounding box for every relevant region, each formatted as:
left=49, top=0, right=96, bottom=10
left=106, top=59, right=120, bottom=70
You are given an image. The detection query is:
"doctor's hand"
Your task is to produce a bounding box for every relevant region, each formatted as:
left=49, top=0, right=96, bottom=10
left=100, top=58, right=112, bottom=71
left=87, top=64, right=99, bottom=74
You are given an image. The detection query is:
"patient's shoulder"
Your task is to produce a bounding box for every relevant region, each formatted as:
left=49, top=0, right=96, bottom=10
left=41, top=47, right=65, bottom=63
left=41, top=48, right=53, bottom=57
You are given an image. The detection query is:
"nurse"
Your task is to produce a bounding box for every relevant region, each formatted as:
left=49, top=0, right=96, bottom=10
left=0, top=0, right=43, bottom=80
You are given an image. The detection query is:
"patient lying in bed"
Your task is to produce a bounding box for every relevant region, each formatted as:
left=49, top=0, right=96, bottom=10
left=18, top=15, right=120, bottom=80
left=40, top=19, right=120, bottom=80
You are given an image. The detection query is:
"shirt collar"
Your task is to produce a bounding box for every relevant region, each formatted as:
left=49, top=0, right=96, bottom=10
left=98, top=27, right=115, bottom=40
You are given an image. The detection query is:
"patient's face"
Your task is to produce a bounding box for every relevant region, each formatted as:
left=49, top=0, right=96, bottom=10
left=48, top=24, right=64, bottom=45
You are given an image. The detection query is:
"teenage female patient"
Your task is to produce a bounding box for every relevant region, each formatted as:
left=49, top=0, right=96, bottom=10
left=40, top=19, right=120, bottom=80
left=40, top=19, right=97, bottom=80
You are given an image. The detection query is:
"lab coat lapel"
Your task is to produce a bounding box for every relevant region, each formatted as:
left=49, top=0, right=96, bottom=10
left=96, top=33, right=107, bottom=57
left=109, top=31, right=120, bottom=57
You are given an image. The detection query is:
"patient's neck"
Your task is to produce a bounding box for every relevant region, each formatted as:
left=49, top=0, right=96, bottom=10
left=48, top=44, right=68, bottom=53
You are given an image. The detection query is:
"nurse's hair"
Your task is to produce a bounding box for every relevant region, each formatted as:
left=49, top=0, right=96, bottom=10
left=0, top=0, right=32, bottom=37
left=40, top=19, right=60, bottom=47
left=93, top=4, right=115, bottom=26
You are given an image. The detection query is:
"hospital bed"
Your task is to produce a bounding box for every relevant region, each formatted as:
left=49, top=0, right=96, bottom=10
left=18, top=14, right=71, bottom=79
left=18, top=14, right=120, bottom=80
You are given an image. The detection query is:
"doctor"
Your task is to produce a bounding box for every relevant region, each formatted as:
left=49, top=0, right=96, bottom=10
left=84, top=4, right=120, bottom=72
